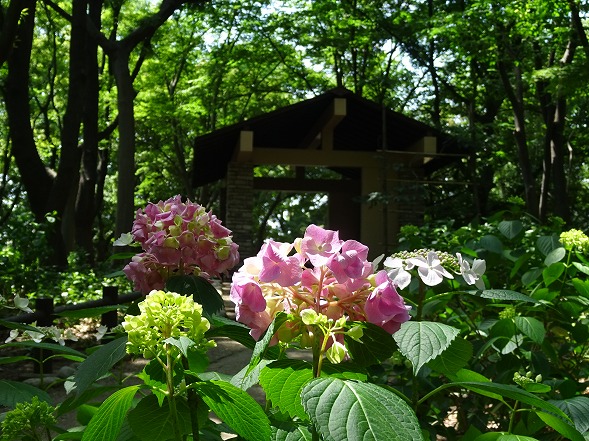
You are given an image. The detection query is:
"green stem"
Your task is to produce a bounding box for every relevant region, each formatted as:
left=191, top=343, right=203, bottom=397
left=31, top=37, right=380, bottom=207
left=508, top=400, right=519, bottom=433
left=415, top=281, right=426, bottom=322
left=166, top=345, right=184, bottom=441
left=182, top=358, right=200, bottom=440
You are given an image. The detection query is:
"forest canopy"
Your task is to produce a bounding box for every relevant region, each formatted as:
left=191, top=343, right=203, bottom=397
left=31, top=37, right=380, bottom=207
left=1, top=0, right=588, bottom=270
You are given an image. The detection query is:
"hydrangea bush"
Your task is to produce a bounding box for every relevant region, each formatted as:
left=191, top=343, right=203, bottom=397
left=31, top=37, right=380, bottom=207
left=119, top=195, right=239, bottom=293
left=1, top=198, right=587, bottom=441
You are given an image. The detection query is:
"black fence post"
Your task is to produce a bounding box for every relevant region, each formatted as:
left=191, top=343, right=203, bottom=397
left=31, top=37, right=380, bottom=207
left=33, top=297, right=54, bottom=374
left=101, top=287, right=119, bottom=343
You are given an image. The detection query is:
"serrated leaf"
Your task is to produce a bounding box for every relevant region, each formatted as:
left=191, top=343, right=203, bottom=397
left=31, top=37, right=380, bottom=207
left=465, top=289, right=538, bottom=303
left=498, top=220, right=523, bottom=239
left=0, top=379, right=52, bottom=408
left=81, top=385, right=139, bottom=441
left=166, top=275, right=224, bottom=316
left=194, top=380, right=271, bottom=441
left=535, top=411, right=584, bottom=441
left=301, top=377, right=423, bottom=441
left=543, top=262, right=565, bottom=286
left=549, top=396, right=589, bottom=433
left=259, top=359, right=313, bottom=420
left=514, top=317, right=545, bottom=344
left=127, top=394, right=192, bottom=441
left=427, top=336, right=472, bottom=375
left=537, top=235, right=562, bottom=256
left=345, top=322, right=396, bottom=366
left=75, top=336, right=128, bottom=397
left=164, top=336, right=196, bottom=358
left=544, top=247, right=566, bottom=266
left=231, top=359, right=273, bottom=391
left=271, top=420, right=313, bottom=441
left=393, top=321, right=460, bottom=375
left=479, top=235, right=504, bottom=254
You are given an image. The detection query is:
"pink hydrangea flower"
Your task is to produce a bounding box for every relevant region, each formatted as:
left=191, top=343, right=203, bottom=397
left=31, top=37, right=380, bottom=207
left=121, top=195, right=239, bottom=293
left=230, top=225, right=411, bottom=344
left=365, top=271, right=412, bottom=333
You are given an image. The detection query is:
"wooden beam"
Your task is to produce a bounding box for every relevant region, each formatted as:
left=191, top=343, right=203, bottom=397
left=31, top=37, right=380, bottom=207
left=254, top=177, right=360, bottom=192
left=409, top=136, right=437, bottom=164
left=298, top=98, right=347, bottom=150
left=233, top=130, right=254, bottom=161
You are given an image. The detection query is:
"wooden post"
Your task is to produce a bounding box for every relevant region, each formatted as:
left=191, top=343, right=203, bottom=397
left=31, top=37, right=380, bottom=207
left=33, top=297, right=54, bottom=374
left=101, top=286, right=119, bottom=343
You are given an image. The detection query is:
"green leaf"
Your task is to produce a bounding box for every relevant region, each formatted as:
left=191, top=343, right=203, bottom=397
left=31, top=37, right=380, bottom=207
left=166, top=275, right=224, bottom=316
left=345, top=322, right=396, bottom=366
left=514, top=317, right=545, bottom=344
left=0, top=379, right=52, bottom=408
left=245, top=312, right=287, bottom=376
left=452, top=382, right=571, bottom=421
left=572, top=262, right=589, bottom=276
left=536, top=235, right=562, bottom=256
left=81, top=385, right=139, bottom=441
left=572, top=278, right=589, bottom=298
left=427, top=336, right=472, bottom=375
left=521, top=268, right=543, bottom=287
left=393, top=321, right=460, bottom=375
left=301, top=378, right=423, bottom=441
left=127, top=394, right=192, bottom=441
left=465, top=289, right=538, bottom=303
left=164, top=335, right=196, bottom=358
left=543, top=262, right=565, bottom=286
left=498, top=220, right=523, bottom=239
left=194, top=380, right=271, bottom=441
left=3, top=341, right=86, bottom=358
left=271, top=420, right=313, bottom=441
left=259, top=359, right=313, bottom=420
left=479, top=235, right=504, bottom=254
left=0, top=355, right=36, bottom=365
left=56, top=305, right=122, bottom=319
left=535, top=411, right=584, bottom=441
left=75, top=336, right=128, bottom=397
left=447, top=369, right=502, bottom=401
left=231, top=359, right=273, bottom=391
left=544, top=247, right=566, bottom=266
left=549, top=396, right=589, bottom=433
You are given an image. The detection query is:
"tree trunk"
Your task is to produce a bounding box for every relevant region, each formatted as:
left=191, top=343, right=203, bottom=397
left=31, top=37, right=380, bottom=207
left=75, top=0, right=103, bottom=262
left=112, top=46, right=137, bottom=238
left=5, top=0, right=54, bottom=222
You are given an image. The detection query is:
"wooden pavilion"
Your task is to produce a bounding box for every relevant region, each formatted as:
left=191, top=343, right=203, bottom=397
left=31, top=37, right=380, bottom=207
left=192, top=87, right=468, bottom=260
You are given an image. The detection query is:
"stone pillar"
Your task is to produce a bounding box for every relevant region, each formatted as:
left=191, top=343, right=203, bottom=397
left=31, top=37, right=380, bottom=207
left=225, top=161, right=254, bottom=261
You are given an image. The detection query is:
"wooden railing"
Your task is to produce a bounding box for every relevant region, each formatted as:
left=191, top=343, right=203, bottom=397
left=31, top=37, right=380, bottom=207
left=1, top=287, right=142, bottom=373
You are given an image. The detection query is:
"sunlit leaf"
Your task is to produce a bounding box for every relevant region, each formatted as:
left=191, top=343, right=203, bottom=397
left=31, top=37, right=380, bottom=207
left=301, top=377, right=423, bottom=441
left=81, top=386, right=139, bottom=441
left=393, top=321, right=460, bottom=375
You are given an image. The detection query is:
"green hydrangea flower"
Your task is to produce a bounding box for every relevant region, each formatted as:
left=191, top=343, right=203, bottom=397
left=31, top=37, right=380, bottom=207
left=560, top=229, right=589, bottom=253
left=0, top=396, right=56, bottom=441
left=122, top=290, right=214, bottom=358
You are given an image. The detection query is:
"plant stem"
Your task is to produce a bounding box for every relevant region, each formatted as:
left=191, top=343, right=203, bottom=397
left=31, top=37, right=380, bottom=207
left=508, top=400, right=519, bottom=434
left=166, top=345, right=184, bottom=441
left=182, top=358, right=200, bottom=441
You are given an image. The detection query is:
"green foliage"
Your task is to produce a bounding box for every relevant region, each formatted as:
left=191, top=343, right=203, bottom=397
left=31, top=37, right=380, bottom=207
left=0, top=396, right=56, bottom=441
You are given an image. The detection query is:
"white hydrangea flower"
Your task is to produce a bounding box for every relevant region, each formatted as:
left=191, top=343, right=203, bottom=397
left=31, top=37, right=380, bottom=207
left=407, top=251, right=454, bottom=286
left=457, top=253, right=486, bottom=289
left=383, top=256, right=412, bottom=289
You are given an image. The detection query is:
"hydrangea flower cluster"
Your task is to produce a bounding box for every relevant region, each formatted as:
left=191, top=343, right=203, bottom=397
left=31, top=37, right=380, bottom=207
left=230, top=224, right=412, bottom=346
left=384, top=249, right=486, bottom=290
left=122, top=290, right=215, bottom=358
left=120, top=195, right=239, bottom=293
left=560, top=229, right=589, bottom=253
